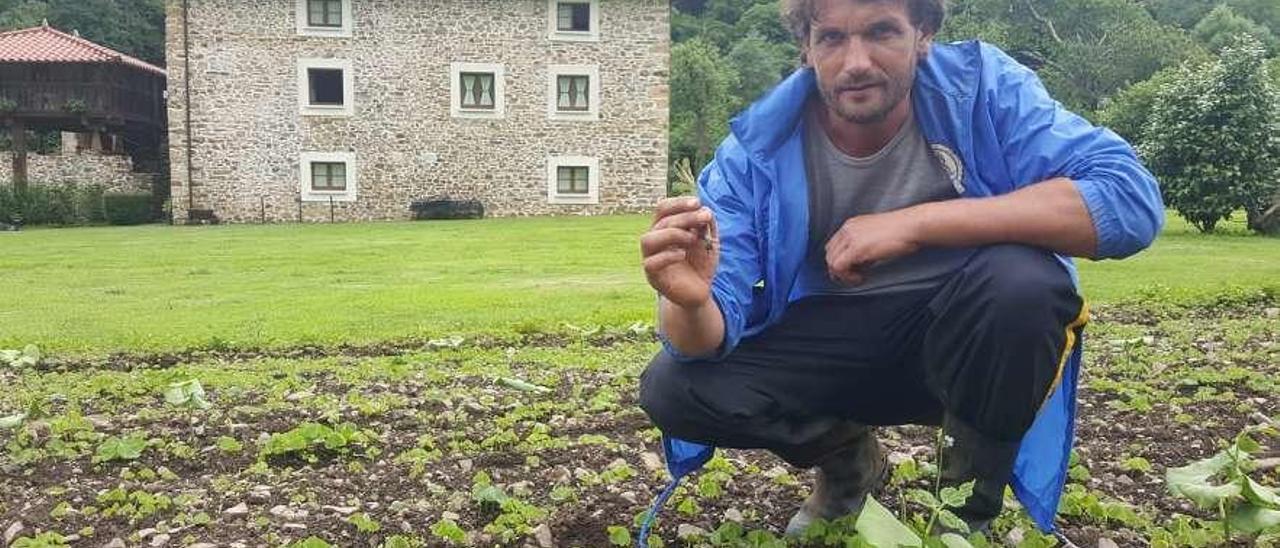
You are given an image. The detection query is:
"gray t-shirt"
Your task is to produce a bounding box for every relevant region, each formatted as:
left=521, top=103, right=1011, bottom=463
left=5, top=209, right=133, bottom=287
left=799, top=102, right=974, bottom=295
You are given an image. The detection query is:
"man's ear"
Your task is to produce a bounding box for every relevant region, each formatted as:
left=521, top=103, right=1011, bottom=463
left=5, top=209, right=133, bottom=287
left=916, top=31, right=934, bottom=59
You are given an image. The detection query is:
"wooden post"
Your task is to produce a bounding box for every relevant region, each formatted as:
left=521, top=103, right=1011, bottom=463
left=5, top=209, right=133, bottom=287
left=11, top=119, right=27, bottom=191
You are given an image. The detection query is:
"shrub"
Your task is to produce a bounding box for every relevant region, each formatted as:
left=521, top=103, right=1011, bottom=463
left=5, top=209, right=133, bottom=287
left=0, top=183, right=107, bottom=226
left=1096, top=66, right=1181, bottom=147
left=1140, top=36, right=1280, bottom=233
left=103, top=193, right=155, bottom=225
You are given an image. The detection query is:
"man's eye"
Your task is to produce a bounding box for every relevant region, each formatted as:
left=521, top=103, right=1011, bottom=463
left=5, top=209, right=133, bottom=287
left=869, top=26, right=900, bottom=39
left=819, top=32, right=842, bottom=44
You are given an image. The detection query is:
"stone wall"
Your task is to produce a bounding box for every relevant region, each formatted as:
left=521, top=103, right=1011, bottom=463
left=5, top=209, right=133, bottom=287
left=0, top=151, right=152, bottom=193
left=166, top=0, right=669, bottom=223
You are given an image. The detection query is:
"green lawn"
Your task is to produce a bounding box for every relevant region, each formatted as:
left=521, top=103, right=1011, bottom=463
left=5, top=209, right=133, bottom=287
left=1, top=212, right=1276, bottom=355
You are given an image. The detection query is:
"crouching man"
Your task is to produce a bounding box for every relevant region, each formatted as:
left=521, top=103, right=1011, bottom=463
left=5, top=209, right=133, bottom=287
left=638, top=0, right=1163, bottom=534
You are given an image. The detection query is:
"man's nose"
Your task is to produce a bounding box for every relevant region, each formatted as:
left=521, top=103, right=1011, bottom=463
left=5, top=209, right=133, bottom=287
left=841, top=38, right=874, bottom=75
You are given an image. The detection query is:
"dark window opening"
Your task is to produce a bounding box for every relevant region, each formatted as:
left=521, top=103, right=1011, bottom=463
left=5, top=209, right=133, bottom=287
left=308, top=68, right=344, bottom=106
left=311, top=162, right=347, bottom=191
left=557, top=2, right=591, bottom=32
left=308, top=0, right=343, bottom=28
left=557, top=166, right=590, bottom=194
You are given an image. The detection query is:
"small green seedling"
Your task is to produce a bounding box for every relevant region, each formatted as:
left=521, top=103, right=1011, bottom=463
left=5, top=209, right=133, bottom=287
left=1166, top=421, right=1280, bottom=542
left=164, top=379, right=211, bottom=409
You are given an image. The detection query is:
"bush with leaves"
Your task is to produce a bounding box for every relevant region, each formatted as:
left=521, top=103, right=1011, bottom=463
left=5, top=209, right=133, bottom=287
left=0, top=183, right=108, bottom=226
left=1193, top=4, right=1278, bottom=54
left=1140, top=36, right=1280, bottom=233
left=103, top=192, right=155, bottom=225
left=1096, top=66, right=1183, bottom=146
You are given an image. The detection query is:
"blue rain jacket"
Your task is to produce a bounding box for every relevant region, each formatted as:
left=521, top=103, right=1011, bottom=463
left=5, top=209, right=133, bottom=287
left=655, top=41, right=1164, bottom=532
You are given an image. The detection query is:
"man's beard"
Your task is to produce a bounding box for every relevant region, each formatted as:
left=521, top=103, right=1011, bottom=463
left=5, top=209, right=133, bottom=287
left=821, top=72, right=912, bottom=125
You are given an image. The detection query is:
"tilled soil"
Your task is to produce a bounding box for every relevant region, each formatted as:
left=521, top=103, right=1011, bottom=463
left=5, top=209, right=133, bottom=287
left=1, top=300, right=1277, bottom=547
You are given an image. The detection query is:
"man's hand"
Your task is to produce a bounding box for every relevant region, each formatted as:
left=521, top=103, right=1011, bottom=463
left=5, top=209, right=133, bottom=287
left=641, top=197, right=719, bottom=308
left=824, top=209, right=922, bottom=286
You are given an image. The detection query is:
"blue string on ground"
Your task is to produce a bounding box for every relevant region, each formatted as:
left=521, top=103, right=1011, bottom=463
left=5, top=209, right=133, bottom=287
left=636, top=476, right=682, bottom=548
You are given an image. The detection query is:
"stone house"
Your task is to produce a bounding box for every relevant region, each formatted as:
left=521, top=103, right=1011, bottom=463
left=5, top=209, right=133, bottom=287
left=165, top=0, right=670, bottom=223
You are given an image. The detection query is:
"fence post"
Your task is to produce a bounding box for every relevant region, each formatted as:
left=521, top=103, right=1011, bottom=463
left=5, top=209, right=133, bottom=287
left=297, top=195, right=302, bottom=223
left=329, top=195, right=335, bottom=223
left=260, top=196, right=266, bottom=224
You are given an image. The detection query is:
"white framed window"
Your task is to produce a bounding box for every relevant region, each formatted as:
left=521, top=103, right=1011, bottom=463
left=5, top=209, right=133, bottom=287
left=547, top=0, right=599, bottom=42
left=297, top=0, right=353, bottom=38
left=547, top=64, right=599, bottom=121
left=450, top=62, right=505, bottom=119
left=300, top=152, right=357, bottom=202
left=298, top=58, right=354, bottom=117
left=547, top=156, right=599, bottom=204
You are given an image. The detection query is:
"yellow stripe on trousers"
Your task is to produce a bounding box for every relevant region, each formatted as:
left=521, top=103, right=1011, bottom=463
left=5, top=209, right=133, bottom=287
left=1041, top=299, right=1090, bottom=409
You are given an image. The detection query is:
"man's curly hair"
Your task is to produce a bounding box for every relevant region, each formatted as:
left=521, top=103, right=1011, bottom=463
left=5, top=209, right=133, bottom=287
left=781, top=0, right=946, bottom=43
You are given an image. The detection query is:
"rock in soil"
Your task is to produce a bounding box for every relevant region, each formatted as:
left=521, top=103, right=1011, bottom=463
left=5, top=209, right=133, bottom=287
left=1097, top=539, right=1120, bottom=548
left=149, top=533, right=171, bottom=547
left=224, top=502, right=249, bottom=516
left=248, top=485, right=272, bottom=502
left=677, top=524, right=708, bottom=539
left=532, top=523, right=554, bottom=548
left=322, top=505, right=358, bottom=515
left=5, top=521, right=24, bottom=546
left=723, top=508, right=744, bottom=523
left=103, top=539, right=126, bottom=548
left=270, top=505, right=309, bottom=520
left=641, top=452, right=663, bottom=472
left=1006, top=527, right=1025, bottom=546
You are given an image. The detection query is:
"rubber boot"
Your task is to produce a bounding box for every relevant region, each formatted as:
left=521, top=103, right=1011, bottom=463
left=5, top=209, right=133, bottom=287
left=938, top=415, right=1021, bottom=535
left=784, top=426, right=888, bottom=536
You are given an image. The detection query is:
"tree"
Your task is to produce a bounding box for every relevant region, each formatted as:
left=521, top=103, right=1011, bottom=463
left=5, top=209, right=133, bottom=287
left=1224, top=0, right=1280, bottom=37
left=1140, top=36, right=1280, bottom=233
left=1143, top=0, right=1280, bottom=36
left=734, top=1, right=793, bottom=44
left=1096, top=66, right=1180, bottom=146
left=671, top=39, right=739, bottom=176
left=727, top=34, right=796, bottom=108
left=943, top=0, right=1204, bottom=115
left=1193, top=4, right=1277, bottom=54
left=1141, top=0, right=1218, bottom=29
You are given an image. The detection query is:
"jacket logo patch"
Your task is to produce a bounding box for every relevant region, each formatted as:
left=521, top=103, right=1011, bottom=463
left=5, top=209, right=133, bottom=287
left=929, top=144, right=965, bottom=195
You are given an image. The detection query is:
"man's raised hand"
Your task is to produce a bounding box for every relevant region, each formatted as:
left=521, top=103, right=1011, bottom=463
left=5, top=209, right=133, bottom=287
left=641, top=197, right=719, bottom=308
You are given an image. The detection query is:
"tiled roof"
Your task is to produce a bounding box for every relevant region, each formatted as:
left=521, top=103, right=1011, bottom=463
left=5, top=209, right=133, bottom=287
left=0, top=22, right=165, bottom=76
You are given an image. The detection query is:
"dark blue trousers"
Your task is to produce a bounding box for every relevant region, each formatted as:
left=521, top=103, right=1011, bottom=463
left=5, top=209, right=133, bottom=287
left=639, top=244, right=1086, bottom=468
